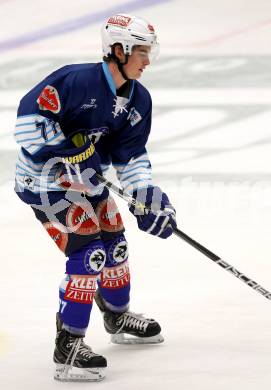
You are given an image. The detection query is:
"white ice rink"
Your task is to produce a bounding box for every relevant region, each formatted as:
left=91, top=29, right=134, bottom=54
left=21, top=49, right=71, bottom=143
left=1, top=0, right=271, bottom=389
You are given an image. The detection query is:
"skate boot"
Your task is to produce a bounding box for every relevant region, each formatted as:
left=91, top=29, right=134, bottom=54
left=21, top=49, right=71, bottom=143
left=53, top=313, right=107, bottom=382
left=94, top=289, right=164, bottom=345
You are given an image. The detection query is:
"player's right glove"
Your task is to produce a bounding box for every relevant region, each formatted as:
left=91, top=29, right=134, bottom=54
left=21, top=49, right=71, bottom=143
left=129, top=186, right=177, bottom=239
left=52, top=137, right=108, bottom=199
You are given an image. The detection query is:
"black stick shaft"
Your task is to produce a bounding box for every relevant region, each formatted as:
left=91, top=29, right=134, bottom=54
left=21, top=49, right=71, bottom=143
left=97, top=174, right=271, bottom=301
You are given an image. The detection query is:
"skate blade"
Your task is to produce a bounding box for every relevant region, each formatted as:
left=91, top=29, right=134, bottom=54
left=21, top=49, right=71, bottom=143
left=110, top=333, right=164, bottom=345
left=54, top=364, right=105, bottom=382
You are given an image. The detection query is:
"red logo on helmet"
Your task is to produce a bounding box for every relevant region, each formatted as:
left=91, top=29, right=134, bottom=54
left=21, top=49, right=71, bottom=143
left=66, top=203, right=100, bottom=235
left=148, top=24, right=155, bottom=33
left=96, top=197, right=124, bottom=232
left=107, top=15, right=131, bottom=28
left=37, top=85, right=61, bottom=114
left=43, top=222, right=68, bottom=253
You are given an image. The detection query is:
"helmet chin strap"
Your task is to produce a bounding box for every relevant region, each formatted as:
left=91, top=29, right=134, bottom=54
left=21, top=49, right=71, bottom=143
left=111, top=47, right=130, bottom=81
left=117, top=57, right=129, bottom=81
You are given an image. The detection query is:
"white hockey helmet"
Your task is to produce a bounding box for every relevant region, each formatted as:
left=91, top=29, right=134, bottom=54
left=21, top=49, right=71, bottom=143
left=101, top=14, right=159, bottom=60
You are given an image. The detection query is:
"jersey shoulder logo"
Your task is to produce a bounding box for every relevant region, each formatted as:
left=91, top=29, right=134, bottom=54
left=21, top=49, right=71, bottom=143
left=23, top=174, right=36, bottom=189
left=37, top=85, right=61, bottom=114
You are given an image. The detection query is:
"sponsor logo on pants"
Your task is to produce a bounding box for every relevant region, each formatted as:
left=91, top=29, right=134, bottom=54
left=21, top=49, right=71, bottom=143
left=64, top=276, right=97, bottom=304
left=100, top=261, right=130, bottom=289
left=43, top=221, right=68, bottom=252
left=66, top=203, right=100, bottom=235
left=96, top=197, right=124, bottom=232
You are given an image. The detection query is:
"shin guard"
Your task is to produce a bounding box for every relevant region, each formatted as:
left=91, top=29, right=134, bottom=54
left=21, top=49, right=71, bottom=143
left=59, top=239, right=106, bottom=330
left=98, top=234, right=130, bottom=312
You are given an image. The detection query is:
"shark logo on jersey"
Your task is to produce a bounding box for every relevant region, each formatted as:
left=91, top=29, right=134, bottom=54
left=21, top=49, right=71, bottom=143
left=127, top=107, right=142, bottom=126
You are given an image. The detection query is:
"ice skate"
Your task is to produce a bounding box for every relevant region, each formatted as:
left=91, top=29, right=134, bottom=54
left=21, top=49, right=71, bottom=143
left=94, top=290, right=164, bottom=345
left=53, top=313, right=107, bottom=382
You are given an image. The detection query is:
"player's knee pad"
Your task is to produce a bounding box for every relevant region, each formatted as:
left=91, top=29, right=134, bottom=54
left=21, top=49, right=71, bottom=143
left=98, top=234, right=130, bottom=310
left=66, top=238, right=106, bottom=275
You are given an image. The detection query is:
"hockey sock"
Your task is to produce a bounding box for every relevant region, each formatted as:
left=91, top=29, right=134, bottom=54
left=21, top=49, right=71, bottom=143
left=59, top=274, right=97, bottom=329
left=98, top=234, right=130, bottom=312
left=59, top=239, right=106, bottom=329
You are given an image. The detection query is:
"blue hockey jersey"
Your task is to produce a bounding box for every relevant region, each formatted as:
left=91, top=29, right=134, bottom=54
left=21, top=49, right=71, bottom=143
left=14, top=62, right=153, bottom=204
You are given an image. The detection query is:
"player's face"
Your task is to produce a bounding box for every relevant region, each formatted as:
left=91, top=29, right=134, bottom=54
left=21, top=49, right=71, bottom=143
left=123, top=45, right=151, bottom=79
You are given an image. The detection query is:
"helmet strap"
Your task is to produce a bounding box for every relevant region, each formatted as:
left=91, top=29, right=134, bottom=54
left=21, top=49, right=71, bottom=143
left=117, top=56, right=129, bottom=81
left=111, top=45, right=130, bottom=81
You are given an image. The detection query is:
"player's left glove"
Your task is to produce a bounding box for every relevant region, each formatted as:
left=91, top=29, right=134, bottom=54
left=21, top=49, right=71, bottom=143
left=129, top=186, right=177, bottom=239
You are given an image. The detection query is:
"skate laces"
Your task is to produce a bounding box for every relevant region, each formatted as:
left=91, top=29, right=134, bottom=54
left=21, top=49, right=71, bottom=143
left=60, top=337, right=95, bottom=379
left=115, top=312, right=151, bottom=334
left=61, top=337, right=82, bottom=378
left=77, top=342, right=95, bottom=358
left=60, top=337, right=94, bottom=379
left=67, top=337, right=94, bottom=359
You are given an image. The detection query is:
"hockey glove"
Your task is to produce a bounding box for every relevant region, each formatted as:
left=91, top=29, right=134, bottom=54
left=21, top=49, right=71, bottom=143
left=53, top=138, right=108, bottom=199
left=129, top=186, right=177, bottom=239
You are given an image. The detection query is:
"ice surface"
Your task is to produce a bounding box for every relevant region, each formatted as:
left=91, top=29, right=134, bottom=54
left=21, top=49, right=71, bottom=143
left=1, top=1, right=271, bottom=389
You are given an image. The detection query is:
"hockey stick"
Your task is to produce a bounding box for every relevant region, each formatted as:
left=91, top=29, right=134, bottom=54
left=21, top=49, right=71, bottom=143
left=97, top=173, right=271, bottom=301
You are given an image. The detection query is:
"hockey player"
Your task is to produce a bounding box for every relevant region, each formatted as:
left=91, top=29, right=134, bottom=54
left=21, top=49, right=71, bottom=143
left=14, top=14, right=177, bottom=382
